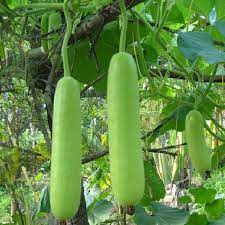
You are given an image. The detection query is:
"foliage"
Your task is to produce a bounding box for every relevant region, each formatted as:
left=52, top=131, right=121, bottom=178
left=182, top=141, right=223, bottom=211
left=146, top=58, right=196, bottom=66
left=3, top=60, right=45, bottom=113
left=1, top=0, right=225, bottom=224
left=0, top=188, right=11, bottom=223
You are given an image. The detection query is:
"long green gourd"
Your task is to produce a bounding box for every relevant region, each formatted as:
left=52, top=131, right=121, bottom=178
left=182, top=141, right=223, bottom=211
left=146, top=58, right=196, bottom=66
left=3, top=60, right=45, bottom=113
left=50, top=0, right=81, bottom=220
left=41, top=13, right=49, bottom=54
left=107, top=0, right=144, bottom=206
left=185, top=110, right=211, bottom=173
left=107, top=52, right=145, bottom=206
left=48, top=12, right=62, bottom=51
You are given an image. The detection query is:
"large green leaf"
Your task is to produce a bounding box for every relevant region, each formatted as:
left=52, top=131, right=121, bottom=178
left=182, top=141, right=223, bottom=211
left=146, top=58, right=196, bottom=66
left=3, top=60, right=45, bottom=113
left=147, top=103, right=192, bottom=143
left=0, top=148, right=21, bottom=185
left=178, top=196, right=192, bottom=204
left=214, top=0, right=225, bottom=20
left=37, top=183, right=51, bottom=213
left=204, top=199, right=225, bottom=221
left=68, top=19, right=151, bottom=93
left=205, top=25, right=225, bottom=43
left=144, top=160, right=165, bottom=201
left=68, top=38, right=115, bottom=93
left=212, top=143, right=225, bottom=168
left=178, top=31, right=225, bottom=64
left=215, top=21, right=225, bottom=38
left=134, top=202, right=189, bottom=225
left=209, top=215, right=225, bottom=225
left=149, top=2, right=185, bottom=26
left=102, top=21, right=149, bottom=47
left=185, top=213, right=208, bottom=225
left=180, top=0, right=214, bottom=18
left=189, top=187, right=216, bottom=204
left=89, top=200, right=113, bottom=224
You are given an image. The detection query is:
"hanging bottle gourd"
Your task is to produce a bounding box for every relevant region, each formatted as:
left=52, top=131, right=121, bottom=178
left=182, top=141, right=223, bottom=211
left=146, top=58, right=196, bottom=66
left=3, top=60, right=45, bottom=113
left=107, top=0, right=145, bottom=206
left=185, top=110, right=211, bottom=173
left=50, top=0, right=81, bottom=220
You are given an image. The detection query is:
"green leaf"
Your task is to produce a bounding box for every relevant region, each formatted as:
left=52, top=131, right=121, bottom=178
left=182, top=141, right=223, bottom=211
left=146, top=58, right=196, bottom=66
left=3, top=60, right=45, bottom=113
left=178, top=196, right=192, bottom=204
left=151, top=202, right=189, bottom=224
left=171, top=47, right=189, bottom=68
left=12, top=214, right=26, bottom=224
left=209, top=215, right=225, bottom=225
left=140, top=186, right=152, bottom=207
left=142, top=43, right=158, bottom=65
left=134, top=203, right=189, bottom=225
left=215, top=21, right=225, bottom=38
left=32, top=142, right=50, bottom=160
left=101, top=21, right=149, bottom=48
left=68, top=19, right=151, bottom=94
left=37, top=184, right=51, bottom=214
left=215, top=0, right=225, bottom=20
left=134, top=206, right=157, bottom=225
left=181, top=0, right=214, bottom=18
left=178, top=31, right=225, bottom=64
left=148, top=103, right=192, bottom=143
left=0, top=223, right=14, bottom=225
left=185, top=213, right=208, bottom=225
left=212, top=144, right=225, bottom=169
left=205, top=25, right=225, bottom=44
left=189, top=187, right=216, bottom=204
left=204, top=199, right=225, bottom=221
left=92, top=200, right=113, bottom=223
left=144, top=160, right=165, bottom=201
left=149, top=2, right=185, bottom=26
left=68, top=39, right=114, bottom=93
left=211, top=153, right=219, bottom=170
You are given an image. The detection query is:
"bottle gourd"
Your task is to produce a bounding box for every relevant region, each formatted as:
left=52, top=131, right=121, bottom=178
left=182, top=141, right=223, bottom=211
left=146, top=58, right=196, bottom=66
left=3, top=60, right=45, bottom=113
left=48, top=12, right=62, bottom=51
left=107, top=52, right=145, bottom=206
left=185, top=110, right=211, bottom=173
left=50, top=76, right=81, bottom=220
left=41, top=13, right=49, bottom=53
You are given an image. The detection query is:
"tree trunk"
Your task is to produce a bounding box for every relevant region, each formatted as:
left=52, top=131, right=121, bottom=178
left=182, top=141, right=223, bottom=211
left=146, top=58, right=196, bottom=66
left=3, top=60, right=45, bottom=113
left=69, top=182, right=89, bottom=225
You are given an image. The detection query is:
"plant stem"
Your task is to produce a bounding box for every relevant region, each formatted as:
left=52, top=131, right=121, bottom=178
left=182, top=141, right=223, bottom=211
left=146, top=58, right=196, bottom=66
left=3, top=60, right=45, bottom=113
left=14, top=3, right=64, bottom=10
left=62, top=0, right=72, bottom=77
left=133, top=12, right=149, bottom=77
left=119, top=0, right=128, bottom=52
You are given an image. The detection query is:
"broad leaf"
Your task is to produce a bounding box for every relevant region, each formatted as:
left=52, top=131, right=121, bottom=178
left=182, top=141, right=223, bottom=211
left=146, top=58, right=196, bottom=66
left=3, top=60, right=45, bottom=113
left=147, top=103, right=192, bottom=143
left=37, top=184, right=51, bottom=213
left=204, top=199, right=225, bottom=221
left=144, top=160, right=165, bottom=201
left=92, top=200, right=113, bottom=224
left=68, top=20, right=151, bottom=93
left=215, top=21, right=225, bottom=38
left=178, top=31, right=225, bottom=64
left=185, top=213, right=208, bottom=225
left=178, top=196, right=192, bottom=204
left=189, top=187, right=216, bottom=204
left=149, top=2, right=185, bottom=26
left=209, top=215, right=225, bottom=225
left=134, top=203, right=189, bottom=225
left=180, top=0, right=214, bottom=18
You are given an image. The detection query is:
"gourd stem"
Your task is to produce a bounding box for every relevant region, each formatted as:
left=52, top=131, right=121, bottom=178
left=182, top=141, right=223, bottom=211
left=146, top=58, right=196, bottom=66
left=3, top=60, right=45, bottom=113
left=62, top=0, right=72, bottom=77
left=14, top=3, right=63, bottom=10
left=134, top=14, right=149, bottom=77
left=119, top=0, right=128, bottom=52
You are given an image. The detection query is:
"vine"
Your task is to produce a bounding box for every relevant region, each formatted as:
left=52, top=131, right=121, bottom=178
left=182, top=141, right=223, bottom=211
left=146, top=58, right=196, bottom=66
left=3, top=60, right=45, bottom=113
left=62, top=0, right=72, bottom=77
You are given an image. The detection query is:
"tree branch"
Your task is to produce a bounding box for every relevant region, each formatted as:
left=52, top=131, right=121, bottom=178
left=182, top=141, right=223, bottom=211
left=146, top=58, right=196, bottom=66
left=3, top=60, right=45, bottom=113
left=69, top=0, right=145, bottom=43
left=82, top=149, right=108, bottom=164
left=150, top=69, right=225, bottom=83
left=80, top=73, right=106, bottom=97
left=0, top=140, right=185, bottom=164
left=81, top=143, right=187, bottom=164
left=29, top=82, right=51, bottom=151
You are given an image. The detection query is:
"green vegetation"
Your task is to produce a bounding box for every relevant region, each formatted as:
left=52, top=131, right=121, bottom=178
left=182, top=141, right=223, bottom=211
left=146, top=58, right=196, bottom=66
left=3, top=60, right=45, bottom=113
left=1, top=0, right=225, bottom=224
